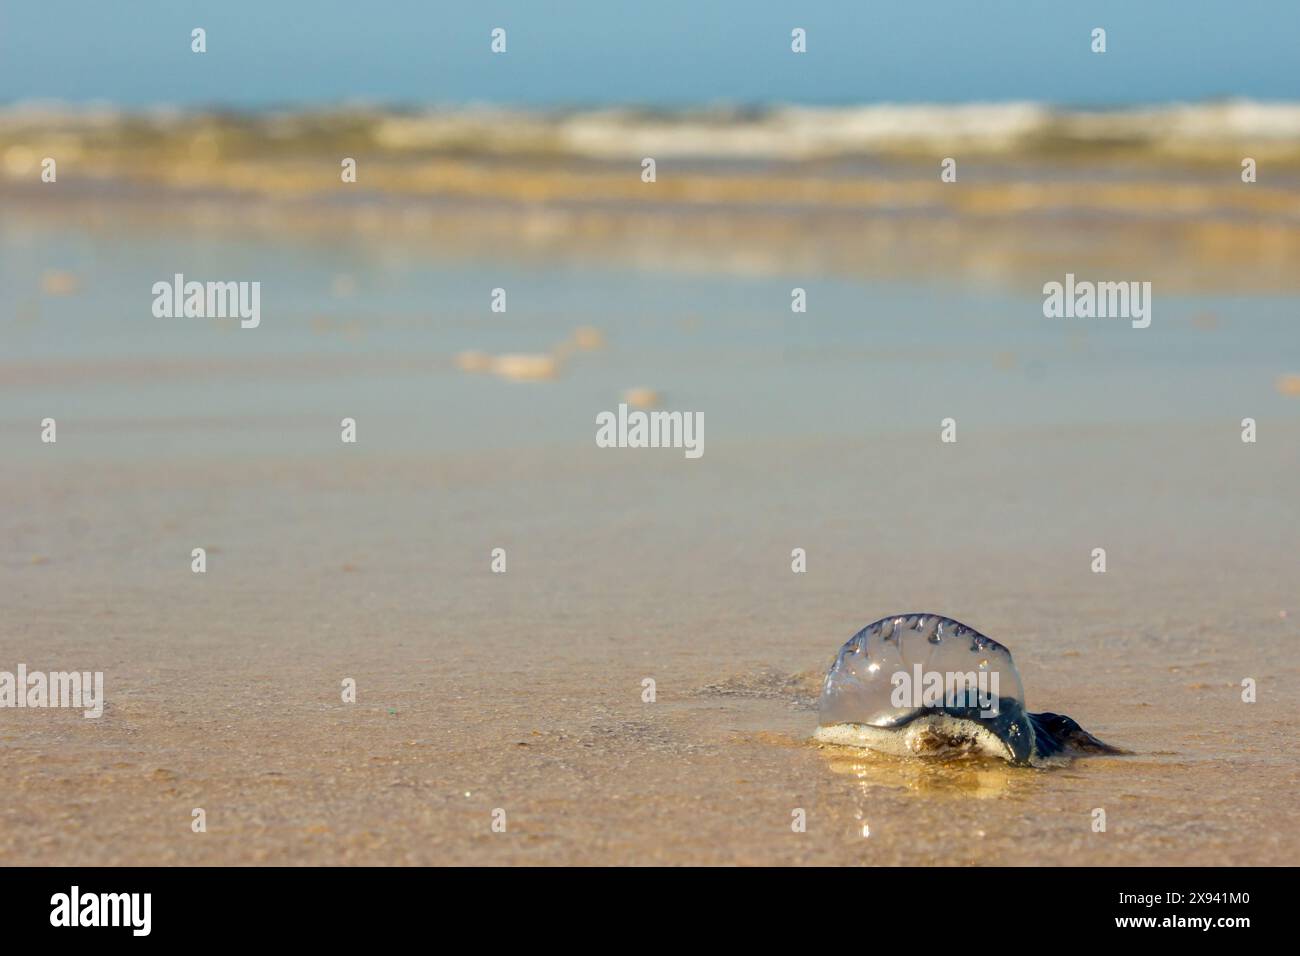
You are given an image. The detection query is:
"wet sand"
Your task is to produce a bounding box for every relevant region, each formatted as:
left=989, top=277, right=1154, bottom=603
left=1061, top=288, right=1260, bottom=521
left=2, top=113, right=1298, bottom=865
left=3, top=424, right=1298, bottom=865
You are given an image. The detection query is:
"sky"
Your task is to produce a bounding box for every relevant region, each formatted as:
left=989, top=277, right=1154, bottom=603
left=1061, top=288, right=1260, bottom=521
left=1, top=1, right=1297, bottom=109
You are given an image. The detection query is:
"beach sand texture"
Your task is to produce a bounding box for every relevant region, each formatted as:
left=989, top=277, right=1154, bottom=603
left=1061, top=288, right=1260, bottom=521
left=2, top=110, right=1299, bottom=865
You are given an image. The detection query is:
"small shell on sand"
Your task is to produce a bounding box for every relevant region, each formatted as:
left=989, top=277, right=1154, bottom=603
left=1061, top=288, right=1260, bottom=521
left=41, top=270, right=80, bottom=296
left=492, top=353, right=560, bottom=382
left=572, top=326, right=606, bottom=350
left=455, top=350, right=494, bottom=373
left=1276, top=374, right=1300, bottom=397
left=622, top=387, right=661, bottom=409
left=550, top=326, right=605, bottom=364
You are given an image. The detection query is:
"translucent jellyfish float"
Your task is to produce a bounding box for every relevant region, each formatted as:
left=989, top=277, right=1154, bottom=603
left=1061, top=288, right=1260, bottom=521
left=815, top=614, right=1123, bottom=766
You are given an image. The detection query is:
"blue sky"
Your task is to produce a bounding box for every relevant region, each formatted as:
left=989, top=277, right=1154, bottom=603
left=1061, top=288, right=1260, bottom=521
left=1, top=1, right=1296, bottom=108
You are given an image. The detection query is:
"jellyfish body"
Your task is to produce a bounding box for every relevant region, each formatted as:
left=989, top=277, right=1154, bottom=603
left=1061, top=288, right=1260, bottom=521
left=814, top=614, right=1121, bottom=766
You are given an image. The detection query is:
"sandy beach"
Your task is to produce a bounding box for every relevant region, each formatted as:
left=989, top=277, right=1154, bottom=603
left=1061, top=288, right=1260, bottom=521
left=3, top=103, right=1299, bottom=865
left=3, top=424, right=1298, bottom=865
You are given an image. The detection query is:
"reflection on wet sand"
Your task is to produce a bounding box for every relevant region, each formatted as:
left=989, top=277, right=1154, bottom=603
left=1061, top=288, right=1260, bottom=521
left=818, top=743, right=1031, bottom=800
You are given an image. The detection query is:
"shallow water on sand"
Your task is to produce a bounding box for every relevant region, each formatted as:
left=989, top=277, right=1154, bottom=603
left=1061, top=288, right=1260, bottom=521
left=4, top=205, right=1299, bottom=453
left=2, top=205, right=1298, bottom=864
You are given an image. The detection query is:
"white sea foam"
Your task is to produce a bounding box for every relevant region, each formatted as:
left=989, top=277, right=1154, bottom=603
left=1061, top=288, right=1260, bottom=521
left=3, top=99, right=1298, bottom=159
left=362, top=100, right=1300, bottom=159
